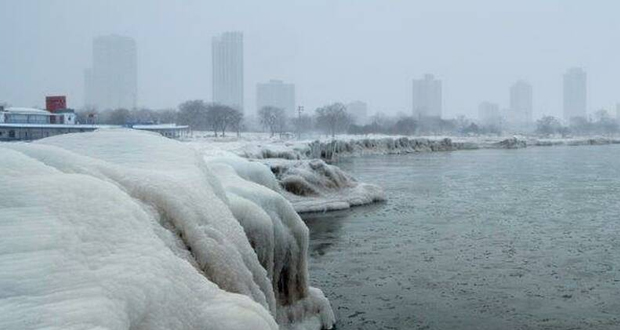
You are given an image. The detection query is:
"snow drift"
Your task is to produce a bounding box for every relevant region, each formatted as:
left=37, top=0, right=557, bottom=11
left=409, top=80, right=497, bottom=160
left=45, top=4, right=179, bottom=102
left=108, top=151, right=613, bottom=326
left=0, top=129, right=334, bottom=330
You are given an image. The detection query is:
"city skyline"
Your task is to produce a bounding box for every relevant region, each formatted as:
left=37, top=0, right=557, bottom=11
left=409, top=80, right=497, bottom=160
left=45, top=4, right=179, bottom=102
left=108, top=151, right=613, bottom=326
left=2, top=1, right=620, bottom=119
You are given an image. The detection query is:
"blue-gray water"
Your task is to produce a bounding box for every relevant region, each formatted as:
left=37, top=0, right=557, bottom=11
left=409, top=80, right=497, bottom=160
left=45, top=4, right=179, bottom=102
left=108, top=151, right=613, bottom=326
left=304, top=145, right=620, bottom=330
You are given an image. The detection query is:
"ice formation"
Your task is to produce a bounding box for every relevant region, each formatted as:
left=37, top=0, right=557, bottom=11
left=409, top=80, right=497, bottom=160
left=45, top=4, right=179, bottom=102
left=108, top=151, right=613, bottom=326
left=0, top=129, right=334, bottom=330
left=263, top=158, right=385, bottom=213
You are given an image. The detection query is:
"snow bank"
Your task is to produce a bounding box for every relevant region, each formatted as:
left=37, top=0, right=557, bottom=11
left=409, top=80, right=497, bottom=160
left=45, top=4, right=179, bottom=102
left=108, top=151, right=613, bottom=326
left=0, top=129, right=333, bottom=330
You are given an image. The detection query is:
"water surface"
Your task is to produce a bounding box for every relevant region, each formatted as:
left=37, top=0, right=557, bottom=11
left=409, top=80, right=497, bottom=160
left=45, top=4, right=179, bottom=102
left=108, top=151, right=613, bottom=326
left=304, top=145, right=620, bottom=330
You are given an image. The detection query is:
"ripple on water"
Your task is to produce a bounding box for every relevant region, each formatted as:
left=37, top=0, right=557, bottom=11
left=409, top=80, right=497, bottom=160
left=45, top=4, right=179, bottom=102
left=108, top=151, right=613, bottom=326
left=304, top=145, right=620, bottom=330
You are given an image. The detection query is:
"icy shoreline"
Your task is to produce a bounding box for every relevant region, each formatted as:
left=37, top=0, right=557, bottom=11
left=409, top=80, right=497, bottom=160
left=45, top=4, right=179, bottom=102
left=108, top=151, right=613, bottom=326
left=0, top=130, right=335, bottom=330
left=187, top=134, right=620, bottom=213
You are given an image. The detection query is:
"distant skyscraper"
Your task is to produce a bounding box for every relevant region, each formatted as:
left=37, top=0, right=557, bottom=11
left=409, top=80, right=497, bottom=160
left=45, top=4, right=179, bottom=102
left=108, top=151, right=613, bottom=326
left=256, top=80, right=295, bottom=116
left=346, top=101, right=368, bottom=125
left=212, top=31, right=244, bottom=111
left=478, top=101, right=502, bottom=128
left=412, top=74, right=442, bottom=118
left=509, top=80, right=533, bottom=125
left=563, top=67, right=587, bottom=122
left=84, top=34, right=137, bottom=110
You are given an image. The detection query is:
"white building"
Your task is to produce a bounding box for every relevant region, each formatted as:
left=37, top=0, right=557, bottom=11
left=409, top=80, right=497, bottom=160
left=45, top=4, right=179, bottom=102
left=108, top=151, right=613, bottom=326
left=85, top=35, right=137, bottom=110
left=346, top=101, right=368, bottom=125
left=563, top=67, right=587, bottom=122
left=0, top=106, right=187, bottom=141
left=256, top=80, right=295, bottom=116
left=478, top=101, right=502, bottom=128
left=412, top=74, right=442, bottom=119
left=212, top=31, right=244, bottom=111
left=509, top=80, right=533, bottom=126
left=0, top=107, right=81, bottom=141
left=0, top=107, right=75, bottom=125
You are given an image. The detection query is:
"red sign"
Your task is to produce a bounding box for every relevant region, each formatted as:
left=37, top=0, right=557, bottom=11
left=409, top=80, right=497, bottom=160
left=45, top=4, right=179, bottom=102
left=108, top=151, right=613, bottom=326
left=46, top=96, right=67, bottom=112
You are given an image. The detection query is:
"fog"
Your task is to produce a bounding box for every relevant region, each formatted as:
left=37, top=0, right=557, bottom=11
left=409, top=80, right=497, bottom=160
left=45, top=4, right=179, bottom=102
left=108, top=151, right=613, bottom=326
left=1, top=0, right=619, bottom=119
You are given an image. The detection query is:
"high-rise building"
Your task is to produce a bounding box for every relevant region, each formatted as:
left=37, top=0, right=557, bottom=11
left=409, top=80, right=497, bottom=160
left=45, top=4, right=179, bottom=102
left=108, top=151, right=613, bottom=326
left=212, top=31, right=244, bottom=111
left=412, top=74, right=442, bottom=119
left=478, top=101, right=502, bottom=128
left=84, top=35, right=137, bottom=110
left=509, top=80, right=533, bottom=125
left=256, top=80, right=295, bottom=116
left=346, top=101, right=368, bottom=125
left=563, top=67, right=587, bottom=122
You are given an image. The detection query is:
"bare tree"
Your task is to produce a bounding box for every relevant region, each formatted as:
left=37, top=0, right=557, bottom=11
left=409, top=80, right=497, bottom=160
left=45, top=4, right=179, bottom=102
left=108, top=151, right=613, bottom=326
left=258, top=106, right=286, bottom=137
left=205, top=104, right=241, bottom=137
left=157, top=108, right=178, bottom=124
left=315, top=102, right=351, bottom=138
left=178, top=100, right=209, bottom=131
left=108, top=108, right=131, bottom=126
left=536, top=116, right=562, bottom=137
left=227, top=108, right=244, bottom=137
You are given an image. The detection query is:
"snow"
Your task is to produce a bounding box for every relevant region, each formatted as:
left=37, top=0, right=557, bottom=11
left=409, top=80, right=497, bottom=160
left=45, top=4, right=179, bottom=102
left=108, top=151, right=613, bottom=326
left=0, top=129, right=333, bottom=330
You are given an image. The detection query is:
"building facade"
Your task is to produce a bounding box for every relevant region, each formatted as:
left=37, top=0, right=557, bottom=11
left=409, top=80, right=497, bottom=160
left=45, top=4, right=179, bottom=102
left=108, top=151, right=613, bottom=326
left=412, top=74, right=442, bottom=119
left=85, top=35, right=137, bottom=110
left=256, top=80, right=295, bottom=116
left=212, top=31, right=244, bottom=111
left=478, top=101, right=502, bottom=128
left=509, top=80, right=533, bottom=126
left=563, top=68, right=587, bottom=122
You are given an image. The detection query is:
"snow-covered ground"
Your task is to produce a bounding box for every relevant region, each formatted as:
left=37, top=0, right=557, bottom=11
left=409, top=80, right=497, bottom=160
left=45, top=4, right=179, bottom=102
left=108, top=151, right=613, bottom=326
left=0, top=129, right=334, bottom=330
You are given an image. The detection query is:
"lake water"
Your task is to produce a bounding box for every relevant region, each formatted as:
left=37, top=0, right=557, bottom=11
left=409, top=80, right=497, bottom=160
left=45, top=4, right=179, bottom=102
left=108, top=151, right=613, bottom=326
left=303, top=145, right=620, bottom=330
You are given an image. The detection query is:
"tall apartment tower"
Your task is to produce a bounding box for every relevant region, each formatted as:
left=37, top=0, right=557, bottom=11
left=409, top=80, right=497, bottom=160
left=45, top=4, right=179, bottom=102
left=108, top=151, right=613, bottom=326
left=563, top=68, right=587, bottom=122
left=84, top=35, right=137, bottom=110
left=478, top=101, right=502, bottom=128
left=256, top=80, right=295, bottom=116
left=212, top=31, right=244, bottom=111
left=412, top=74, right=442, bottom=119
left=509, top=80, right=533, bottom=125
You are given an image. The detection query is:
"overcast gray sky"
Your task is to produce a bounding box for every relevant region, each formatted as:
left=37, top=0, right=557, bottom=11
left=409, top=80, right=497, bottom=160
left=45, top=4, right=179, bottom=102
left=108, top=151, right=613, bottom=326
left=1, top=0, right=619, bottom=119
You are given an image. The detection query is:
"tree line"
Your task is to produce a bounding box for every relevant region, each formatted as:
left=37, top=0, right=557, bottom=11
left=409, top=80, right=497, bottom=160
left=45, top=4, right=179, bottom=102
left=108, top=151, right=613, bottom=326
left=77, top=102, right=620, bottom=138
left=535, top=109, right=619, bottom=137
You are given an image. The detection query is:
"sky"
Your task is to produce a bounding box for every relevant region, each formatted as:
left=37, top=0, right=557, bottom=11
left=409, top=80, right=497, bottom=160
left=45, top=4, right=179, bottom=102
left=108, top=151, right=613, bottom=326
left=1, top=0, right=619, bottom=119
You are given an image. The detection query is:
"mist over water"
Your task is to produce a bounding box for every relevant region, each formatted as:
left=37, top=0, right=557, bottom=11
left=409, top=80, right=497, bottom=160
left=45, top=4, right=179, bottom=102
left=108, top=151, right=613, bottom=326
left=304, top=145, right=620, bottom=330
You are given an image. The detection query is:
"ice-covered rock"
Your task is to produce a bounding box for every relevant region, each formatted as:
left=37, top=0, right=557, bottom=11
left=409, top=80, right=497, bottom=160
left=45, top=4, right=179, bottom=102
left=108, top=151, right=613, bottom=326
left=263, top=158, right=385, bottom=213
left=0, top=129, right=334, bottom=330
left=494, top=137, right=527, bottom=149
